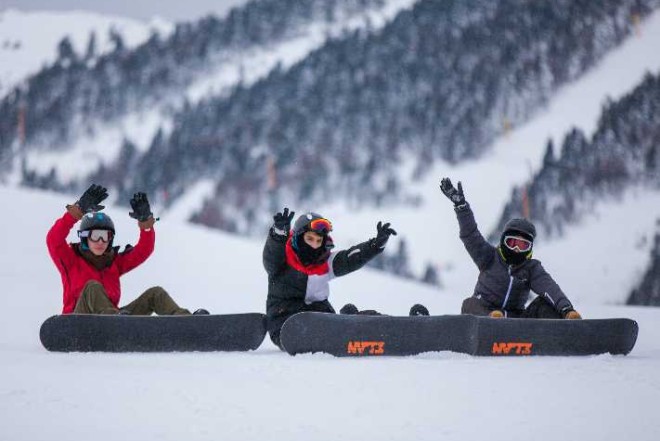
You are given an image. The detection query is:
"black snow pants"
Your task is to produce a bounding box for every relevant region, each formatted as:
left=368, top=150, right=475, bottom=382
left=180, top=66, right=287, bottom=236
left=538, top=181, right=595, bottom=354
left=461, top=295, right=563, bottom=319
left=267, top=300, right=335, bottom=349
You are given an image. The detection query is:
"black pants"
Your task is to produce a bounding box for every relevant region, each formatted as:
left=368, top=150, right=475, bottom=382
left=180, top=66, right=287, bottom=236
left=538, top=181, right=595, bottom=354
left=267, top=300, right=335, bottom=349
left=461, top=296, right=563, bottom=319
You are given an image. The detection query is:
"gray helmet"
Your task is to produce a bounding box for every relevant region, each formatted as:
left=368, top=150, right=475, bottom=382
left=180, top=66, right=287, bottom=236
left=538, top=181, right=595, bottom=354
left=502, top=218, right=536, bottom=241
left=79, top=211, right=115, bottom=233
left=292, top=212, right=332, bottom=236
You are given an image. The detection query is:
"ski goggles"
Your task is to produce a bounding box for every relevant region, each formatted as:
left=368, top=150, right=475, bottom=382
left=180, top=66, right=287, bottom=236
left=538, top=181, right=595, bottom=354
left=79, top=229, right=113, bottom=243
left=503, top=235, right=533, bottom=252
left=309, top=218, right=333, bottom=234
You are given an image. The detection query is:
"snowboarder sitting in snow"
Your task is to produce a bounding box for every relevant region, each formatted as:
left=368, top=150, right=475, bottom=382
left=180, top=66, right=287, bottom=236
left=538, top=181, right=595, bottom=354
left=263, top=208, right=403, bottom=349
left=46, top=184, right=207, bottom=316
left=440, top=177, right=582, bottom=319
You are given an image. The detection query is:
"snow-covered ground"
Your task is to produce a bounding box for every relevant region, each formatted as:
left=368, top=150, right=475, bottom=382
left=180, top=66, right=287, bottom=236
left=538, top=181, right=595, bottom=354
left=0, top=9, right=172, bottom=97
left=0, top=186, right=659, bottom=441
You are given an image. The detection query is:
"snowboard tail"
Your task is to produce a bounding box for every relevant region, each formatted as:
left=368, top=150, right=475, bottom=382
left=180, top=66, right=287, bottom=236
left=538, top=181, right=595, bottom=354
left=279, top=313, right=638, bottom=357
left=473, top=315, right=637, bottom=356
left=40, top=313, right=267, bottom=352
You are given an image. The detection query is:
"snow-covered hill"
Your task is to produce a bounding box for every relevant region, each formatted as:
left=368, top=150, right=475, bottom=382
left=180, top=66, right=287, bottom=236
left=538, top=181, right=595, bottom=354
left=0, top=9, right=172, bottom=97
left=309, top=8, right=660, bottom=304
left=4, top=0, right=417, bottom=188
left=2, top=4, right=660, bottom=441
left=0, top=186, right=659, bottom=441
left=185, top=0, right=418, bottom=101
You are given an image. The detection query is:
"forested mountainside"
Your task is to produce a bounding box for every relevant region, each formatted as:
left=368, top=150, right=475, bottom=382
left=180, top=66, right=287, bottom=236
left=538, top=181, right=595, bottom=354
left=494, top=70, right=660, bottom=305
left=123, top=0, right=656, bottom=234
left=4, top=0, right=659, bottom=285
left=0, top=0, right=388, bottom=166
left=628, top=227, right=660, bottom=306
left=495, top=71, right=660, bottom=238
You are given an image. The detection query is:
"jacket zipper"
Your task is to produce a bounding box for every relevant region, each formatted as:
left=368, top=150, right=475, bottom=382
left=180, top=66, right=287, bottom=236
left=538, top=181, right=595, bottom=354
left=502, top=266, right=513, bottom=310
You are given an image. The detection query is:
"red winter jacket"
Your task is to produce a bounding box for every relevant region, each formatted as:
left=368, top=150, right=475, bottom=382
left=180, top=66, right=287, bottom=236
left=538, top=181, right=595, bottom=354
left=46, top=212, right=155, bottom=314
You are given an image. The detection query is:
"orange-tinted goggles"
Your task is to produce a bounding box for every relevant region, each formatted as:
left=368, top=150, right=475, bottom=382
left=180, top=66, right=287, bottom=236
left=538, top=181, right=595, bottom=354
left=309, top=218, right=333, bottom=234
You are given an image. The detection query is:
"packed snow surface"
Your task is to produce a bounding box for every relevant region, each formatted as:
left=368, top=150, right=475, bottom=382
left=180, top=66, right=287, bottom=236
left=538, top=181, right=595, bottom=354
left=0, top=187, right=659, bottom=441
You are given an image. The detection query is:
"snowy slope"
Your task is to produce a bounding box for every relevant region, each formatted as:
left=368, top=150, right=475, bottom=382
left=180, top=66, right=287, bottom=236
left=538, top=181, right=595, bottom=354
left=16, top=0, right=417, bottom=186
left=310, top=8, right=660, bottom=305
left=0, top=9, right=172, bottom=97
left=148, top=7, right=660, bottom=307
left=185, top=0, right=418, bottom=101
left=0, top=186, right=659, bottom=441
left=2, top=10, right=660, bottom=440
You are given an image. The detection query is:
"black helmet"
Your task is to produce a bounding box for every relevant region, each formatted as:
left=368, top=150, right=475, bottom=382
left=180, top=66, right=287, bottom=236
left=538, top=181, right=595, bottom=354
left=292, top=212, right=333, bottom=237
left=291, top=212, right=334, bottom=265
left=78, top=211, right=115, bottom=249
left=502, top=218, right=536, bottom=241
left=79, top=211, right=115, bottom=233
left=500, top=218, right=535, bottom=265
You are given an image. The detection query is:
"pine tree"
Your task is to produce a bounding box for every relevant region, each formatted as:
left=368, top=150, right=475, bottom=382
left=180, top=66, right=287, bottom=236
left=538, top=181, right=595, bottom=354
left=421, top=264, right=441, bottom=286
left=109, top=28, right=125, bottom=53
left=57, top=36, right=77, bottom=65
left=84, top=31, right=97, bottom=62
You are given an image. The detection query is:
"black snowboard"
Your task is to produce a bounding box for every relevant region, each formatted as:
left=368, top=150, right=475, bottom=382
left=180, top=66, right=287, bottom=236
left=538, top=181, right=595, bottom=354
left=279, top=313, right=638, bottom=357
left=40, top=313, right=267, bottom=352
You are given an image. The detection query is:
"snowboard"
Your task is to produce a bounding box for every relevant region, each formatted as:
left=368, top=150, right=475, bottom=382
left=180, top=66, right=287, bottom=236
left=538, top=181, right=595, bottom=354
left=279, top=313, right=638, bottom=357
left=40, top=313, right=267, bottom=352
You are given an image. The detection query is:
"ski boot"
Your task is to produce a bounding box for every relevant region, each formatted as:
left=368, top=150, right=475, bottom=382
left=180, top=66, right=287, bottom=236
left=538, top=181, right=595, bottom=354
left=340, top=303, right=359, bottom=315
left=340, top=303, right=382, bottom=315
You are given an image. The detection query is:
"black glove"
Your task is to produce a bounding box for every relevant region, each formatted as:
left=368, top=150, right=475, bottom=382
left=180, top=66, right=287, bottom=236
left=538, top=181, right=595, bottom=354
left=128, top=192, right=153, bottom=222
left=440, top=177, right=466, bottom=207
left=273, top=207, right=295, bottom=234
left=75, top=184, right=108, bottom=213
left=372, top=221, right=397, bottom=249
left=409, top=304, right=430, bottom=317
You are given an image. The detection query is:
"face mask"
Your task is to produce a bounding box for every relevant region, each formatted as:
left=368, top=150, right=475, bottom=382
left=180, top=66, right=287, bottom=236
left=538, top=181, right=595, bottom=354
left=500, top=244, right=531, bottom=265
left=295, top=236, right=326, bottom=265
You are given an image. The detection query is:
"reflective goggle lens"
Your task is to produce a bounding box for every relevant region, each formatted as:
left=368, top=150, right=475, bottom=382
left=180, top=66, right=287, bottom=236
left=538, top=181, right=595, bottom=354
left=504, top=235, right=532, bottom=252
left=309, top=218, right=333, bottom=233
left=87, top=229, right=112, bottom=243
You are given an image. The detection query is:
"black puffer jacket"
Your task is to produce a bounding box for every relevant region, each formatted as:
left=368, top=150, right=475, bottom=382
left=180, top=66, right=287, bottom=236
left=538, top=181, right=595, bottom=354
left=456, top=204, right=573, bottom=314
left=263, top=228, right=383, bottom=317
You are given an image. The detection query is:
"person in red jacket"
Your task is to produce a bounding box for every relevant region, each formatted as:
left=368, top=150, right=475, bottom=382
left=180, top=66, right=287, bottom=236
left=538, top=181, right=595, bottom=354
left=47, top=184, right=207, bottom=315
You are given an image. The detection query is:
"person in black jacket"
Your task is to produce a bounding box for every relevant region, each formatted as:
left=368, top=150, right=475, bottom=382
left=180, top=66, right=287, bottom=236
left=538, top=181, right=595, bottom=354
left=440, top=178, right=582, bottom=319
left=263, top=208, right=401, bottom=348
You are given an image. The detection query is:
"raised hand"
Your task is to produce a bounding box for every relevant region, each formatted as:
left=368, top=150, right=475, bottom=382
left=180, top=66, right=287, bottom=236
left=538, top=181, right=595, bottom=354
left=273, top=207, right=295, bottom=234
left=440, top=177, right=466, bottom=207
left=75, top=184, right=108, bottom=213
left=128, top=192, right=153, bottom=222
left=372, top=221, right=397, bottom=249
